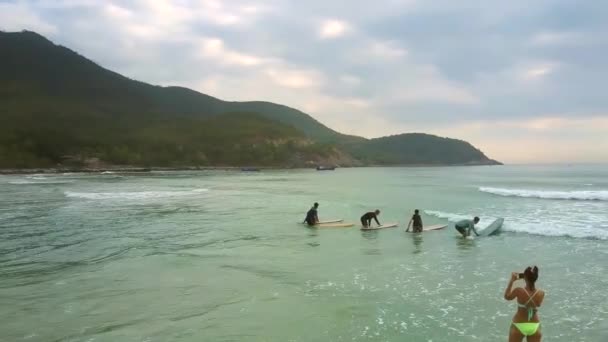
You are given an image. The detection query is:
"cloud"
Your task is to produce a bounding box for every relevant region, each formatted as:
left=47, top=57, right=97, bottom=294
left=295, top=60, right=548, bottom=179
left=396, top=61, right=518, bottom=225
left=522, top=63, right=559, bottom=80
left=0, top=2, right=57, bottom=34
left=103, top=3, right=131, bottom=19
left=369, top=40, right=408, bottom=59
left=529, top=31, right=584, bottom=46
left=265, top=67, right=325, bottom=89
left=340, top=75, right=362, bottom=87
left=319, top=19, right=350, bottom=39
left=2, top=0, right=608, bottom=163
left=199, top=38, right=267, bottom=67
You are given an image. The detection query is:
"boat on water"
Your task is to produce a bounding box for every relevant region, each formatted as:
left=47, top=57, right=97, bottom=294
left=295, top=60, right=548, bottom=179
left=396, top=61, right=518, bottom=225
left=241, top=167, right=260, bottom=172
left=316, top=166, right=336, bottom=171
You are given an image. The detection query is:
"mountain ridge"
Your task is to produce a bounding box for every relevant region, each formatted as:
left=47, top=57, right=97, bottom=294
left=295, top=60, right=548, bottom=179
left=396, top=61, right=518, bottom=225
left=0, top=30, right=501, bottom=168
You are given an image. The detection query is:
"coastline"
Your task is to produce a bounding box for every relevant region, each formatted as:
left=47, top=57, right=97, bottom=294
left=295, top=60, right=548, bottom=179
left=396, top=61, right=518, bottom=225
left=0, top=162, right=502, bottom=175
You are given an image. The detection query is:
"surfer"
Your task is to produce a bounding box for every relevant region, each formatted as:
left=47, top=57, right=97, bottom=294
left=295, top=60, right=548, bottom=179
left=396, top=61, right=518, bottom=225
left=406, top=209, right=423, bottom=232
left=454, top=217, right=480, bottom=237
left=360, top=210, right=381, bottom=228
left=504, top=266, right=544, bottom=341
left=303, top=202, right=319, bottom=226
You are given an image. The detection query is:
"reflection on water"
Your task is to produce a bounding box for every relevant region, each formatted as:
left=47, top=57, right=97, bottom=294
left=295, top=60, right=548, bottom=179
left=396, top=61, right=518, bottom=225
left=456, top=236, right=476, bottom=250
left=412, top=233, right=423, bottom=254
left=361, top=230, right=382, bottom=255
left=306, top=227, right=319, bottom=237
left=360, top=230, right=379, bottom=240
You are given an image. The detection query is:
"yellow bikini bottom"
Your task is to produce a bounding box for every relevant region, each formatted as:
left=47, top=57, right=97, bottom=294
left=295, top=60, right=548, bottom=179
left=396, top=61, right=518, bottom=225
left=512, top=322, right=540, bottom=336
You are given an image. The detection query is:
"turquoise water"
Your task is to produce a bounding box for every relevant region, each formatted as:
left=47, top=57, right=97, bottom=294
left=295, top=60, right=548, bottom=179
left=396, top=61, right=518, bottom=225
left=1, top=166, right=607, bottom=341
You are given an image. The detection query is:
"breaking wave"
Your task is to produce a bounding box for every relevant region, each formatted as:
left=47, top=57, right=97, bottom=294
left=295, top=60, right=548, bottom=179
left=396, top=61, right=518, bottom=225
left=9, top=179, right=74, bottom=185
left=425, top=209, right=608, bottom=240
left=424, top=210, right=498, bottom=227
left=65, top=188, right=208, bottom=200
left=479, top=187, right=608, bottom=201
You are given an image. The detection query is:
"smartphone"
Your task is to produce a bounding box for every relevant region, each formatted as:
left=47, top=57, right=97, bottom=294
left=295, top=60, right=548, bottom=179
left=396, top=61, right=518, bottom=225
left=518, top=273, right=525, bottom=279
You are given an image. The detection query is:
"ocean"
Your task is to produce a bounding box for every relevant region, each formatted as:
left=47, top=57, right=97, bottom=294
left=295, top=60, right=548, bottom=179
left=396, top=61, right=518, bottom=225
left=1, top=165, right=607, bottom=341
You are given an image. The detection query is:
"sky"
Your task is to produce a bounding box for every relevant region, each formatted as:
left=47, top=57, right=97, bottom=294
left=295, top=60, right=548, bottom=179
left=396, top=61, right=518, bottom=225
left=1, top=0, right=608, bottom=163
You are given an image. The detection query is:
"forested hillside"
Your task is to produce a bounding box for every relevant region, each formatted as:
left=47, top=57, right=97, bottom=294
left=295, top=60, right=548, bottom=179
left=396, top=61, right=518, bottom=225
left=0, top=31, right=500, bottom=169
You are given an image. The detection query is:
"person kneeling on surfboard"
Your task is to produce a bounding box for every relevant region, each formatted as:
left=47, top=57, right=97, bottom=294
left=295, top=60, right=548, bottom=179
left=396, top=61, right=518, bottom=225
left=304, top=202, right=319, bottom=226
left=454, top=217, right=480, bottom=237
left=360, top=210, right=381, bottom=228
left=406, top=209, right=423, bottom=232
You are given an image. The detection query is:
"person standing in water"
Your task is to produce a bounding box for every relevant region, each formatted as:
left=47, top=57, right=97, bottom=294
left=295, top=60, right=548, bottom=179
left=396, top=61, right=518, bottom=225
left=360, top=210, right=381, bottom=228
left=303, top=202, right=319, bottom=226
left=406, top=209, right=423, bottom=232
left=454, top=216, right=480, bottom=237
left=504, top=266, right=545, bottom=341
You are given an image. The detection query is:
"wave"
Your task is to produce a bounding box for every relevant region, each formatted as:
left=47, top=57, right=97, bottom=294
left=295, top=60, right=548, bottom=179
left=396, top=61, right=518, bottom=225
left=503, top=222, right=608, bottom=240
left=9, top=180, right=74, bottom=185
left=27, top=176, right=48, bottom=180
left=65, top=188, right=208, bottom=200
left=424, top=210, right=498, bottom=227
left=425, top=209, right=608, bottom=240
left=479, top=187, right=608, bottom=201
left=424, top=210, right=470, bottom=222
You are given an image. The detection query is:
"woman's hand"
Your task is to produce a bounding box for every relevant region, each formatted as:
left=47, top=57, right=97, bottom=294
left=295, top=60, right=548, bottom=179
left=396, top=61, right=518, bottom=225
left=504, top=272, right=519, bottom=300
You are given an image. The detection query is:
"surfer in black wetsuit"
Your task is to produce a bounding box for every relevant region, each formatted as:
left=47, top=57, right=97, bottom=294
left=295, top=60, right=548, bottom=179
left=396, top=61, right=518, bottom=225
left=406, top=209, right=423, bottom=232
left=360, top=210, right=381, bottom=228
left=304, top=202, right=319, bottom=226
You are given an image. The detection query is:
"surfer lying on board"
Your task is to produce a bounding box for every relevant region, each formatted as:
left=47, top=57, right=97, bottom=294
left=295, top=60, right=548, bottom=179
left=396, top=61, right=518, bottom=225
left=360, top=210, right=381, bottom=228
left=303, top=202, right=319, bottom=226
left=406, top=209, right=423, bottom=232
left=454, top=217, right=480, bottom=237
left=504, top=266, right=544, bottom=342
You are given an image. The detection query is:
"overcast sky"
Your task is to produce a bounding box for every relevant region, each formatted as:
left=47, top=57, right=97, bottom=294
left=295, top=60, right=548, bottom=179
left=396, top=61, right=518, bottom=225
left=2, top=0, right=608, bottom=163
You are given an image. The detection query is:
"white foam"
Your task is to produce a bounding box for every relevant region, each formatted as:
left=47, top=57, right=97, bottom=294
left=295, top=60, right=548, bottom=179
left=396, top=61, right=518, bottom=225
left=479, top=187, right=608, bottom=201
left=424, top=210, right=469, bottom=222
left=26, top=175, right=48, bottom=180
left=9, top=179, right=73, bottom=185
left=64, top=188, right=208, bottom=200
left=425, top=210, right=498, bottom=230
left=426, top=208, right=608, bottom=240
left=502, top=221, right=608, bottom=240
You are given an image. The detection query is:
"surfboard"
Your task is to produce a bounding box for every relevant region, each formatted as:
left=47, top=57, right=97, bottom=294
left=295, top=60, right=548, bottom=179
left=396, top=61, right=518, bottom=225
left=407, top=224, right=447, bottom=233
left=299, top=219, right=343, bottom=225
left=361, top=223, right=398, bottom=230
left=477, top=218, right=504, bottom=236
left=316, top=223, right=354, bottom=228
left=315, top=219, right=343, bottom=225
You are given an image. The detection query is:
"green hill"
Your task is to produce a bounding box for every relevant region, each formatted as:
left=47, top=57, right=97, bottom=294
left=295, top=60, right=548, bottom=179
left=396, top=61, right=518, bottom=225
left=0, top=30, right=500, bottom=169
left=344, top=133, right=500, bottom=165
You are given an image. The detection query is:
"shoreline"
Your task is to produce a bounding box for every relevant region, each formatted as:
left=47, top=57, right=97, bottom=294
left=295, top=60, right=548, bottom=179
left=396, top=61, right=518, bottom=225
left=0, top=162, right=502, bottom=175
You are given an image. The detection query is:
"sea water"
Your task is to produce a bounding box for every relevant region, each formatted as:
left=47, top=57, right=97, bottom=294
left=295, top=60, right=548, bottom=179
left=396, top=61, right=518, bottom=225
left=1, top=165, right=607, bottom=341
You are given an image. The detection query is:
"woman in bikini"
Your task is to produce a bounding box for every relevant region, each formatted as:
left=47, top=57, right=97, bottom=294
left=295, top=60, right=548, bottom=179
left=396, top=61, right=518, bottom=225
left=503, top=266, right=545, bottom=341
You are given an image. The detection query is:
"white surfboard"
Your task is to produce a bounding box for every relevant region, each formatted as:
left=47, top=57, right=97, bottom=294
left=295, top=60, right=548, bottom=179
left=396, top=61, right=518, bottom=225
left=407, top=224, right=447, bottom=233
left=300, top=219, right=343, bottom=225
left=361, top=223, right=398, bottom=230
left=477, top=218, right=504, bottom=236
left=316, top=222, right=354, bottom=228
